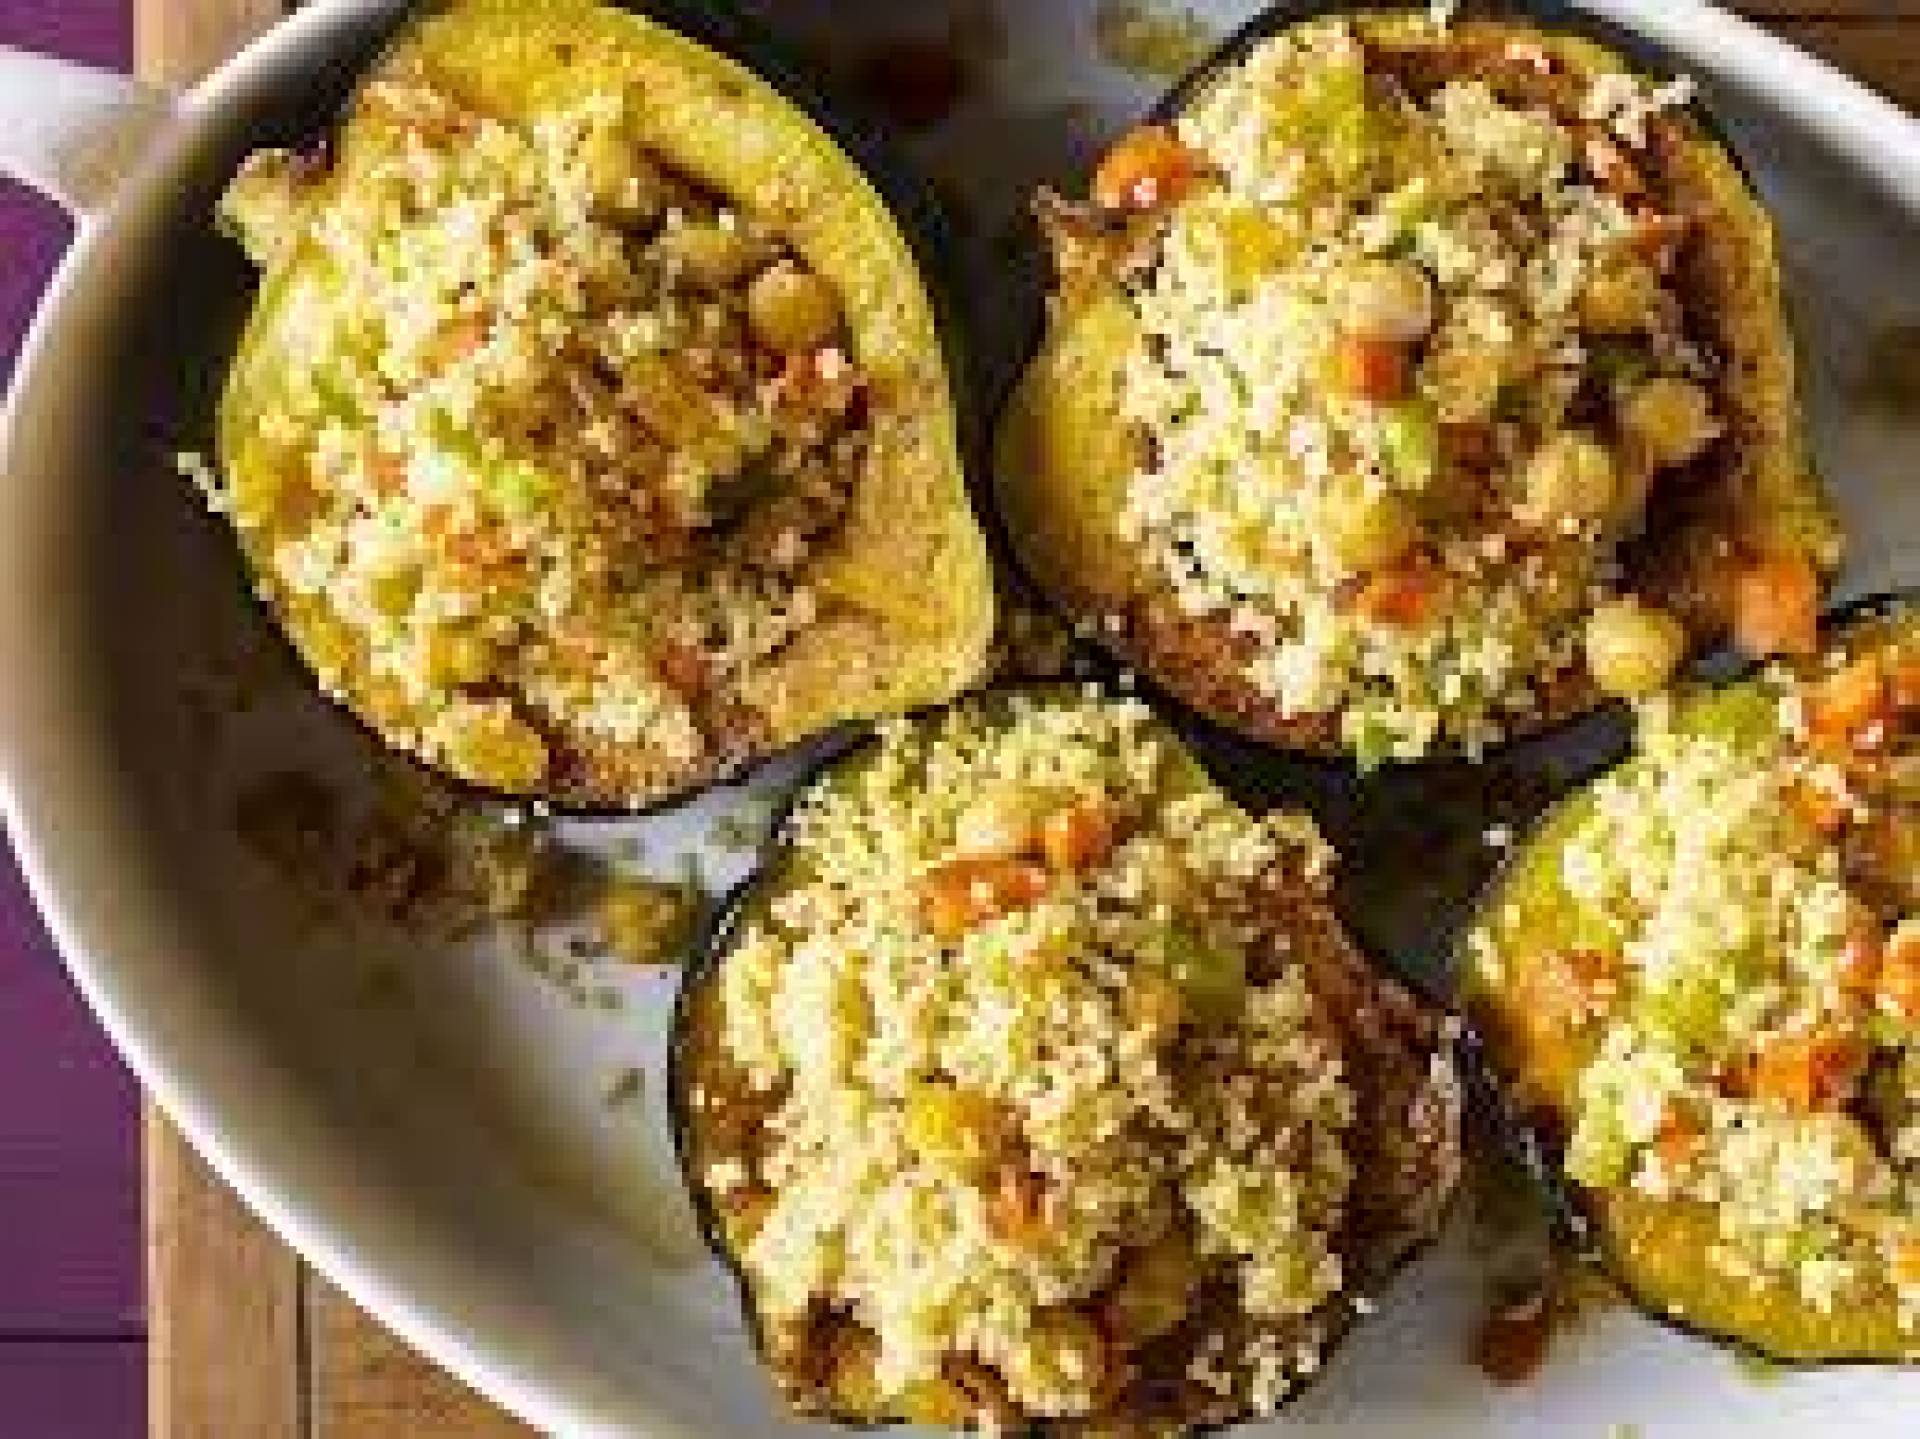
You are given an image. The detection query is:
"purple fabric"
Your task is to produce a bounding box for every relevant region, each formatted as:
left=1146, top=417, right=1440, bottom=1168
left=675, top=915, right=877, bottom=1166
left=1, top=2, right=144, bottom=1434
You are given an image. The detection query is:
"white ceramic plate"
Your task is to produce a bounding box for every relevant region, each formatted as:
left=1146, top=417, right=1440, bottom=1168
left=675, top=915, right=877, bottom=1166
left=3, top=2, right=1920, bottom=1435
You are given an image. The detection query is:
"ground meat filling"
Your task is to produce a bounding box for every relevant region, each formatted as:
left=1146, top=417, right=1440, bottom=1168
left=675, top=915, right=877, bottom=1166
left=1050, top=17, right=1813, bottom=763
left=680, top=692, right=1459, bottom=1431
left=219, top=73, right=873, bottom=800
left=1472, top=610, right=1920, bottom=1325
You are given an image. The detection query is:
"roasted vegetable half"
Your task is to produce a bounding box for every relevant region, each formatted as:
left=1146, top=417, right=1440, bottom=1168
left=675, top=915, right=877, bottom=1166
left=1463, top=592, right=1920, bottom=1363
left=671, top=685, right=1462, bottom=1431
left=215, top=0, right=992, bottom=809
left=995, top=7, right=1835, bottom=765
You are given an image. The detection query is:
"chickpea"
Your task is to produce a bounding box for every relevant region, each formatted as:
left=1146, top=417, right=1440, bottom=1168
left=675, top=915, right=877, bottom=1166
left=1523, top=430, right=1618, bottom=531
left=1001, top=1310, right=1108, bottom=1413
left=1341, top=258, right=1436, bottom=343
left=1585, top=598, right=1687, bottom=699
left=438, top=698, right=548, bottom=790
left=904, top=1083, right=1010, bottom=1177
left=1319, top=474, right=1422, bottom=575
left=746, top=262, right=842, bottom=354
left=421, top=626, right=495, bottom=688
left=1166, top=922, right=1246, bottom=1025
left=1121, top=969, right=1186, bottom=1046
left=366, top=567, right=420, bottom=619
left=657, top=219, right=757, bottom=289
left=1104, top=1233, right=1199, bottom=1347
left=1578, top=260, right=1663, bottom=335
left=1619, top=376, right=1720, bottom=474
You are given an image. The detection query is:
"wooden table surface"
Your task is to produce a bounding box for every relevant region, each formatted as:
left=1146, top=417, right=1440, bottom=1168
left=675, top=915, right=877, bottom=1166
left=134, top=1, right=1920, bottom=1435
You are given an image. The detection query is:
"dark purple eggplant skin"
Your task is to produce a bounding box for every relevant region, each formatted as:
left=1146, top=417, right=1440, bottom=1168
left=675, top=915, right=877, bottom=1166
left=1456, top=589, right=1920, bottom=1369
left=208, top=0, right=979, bottom=820
left=666, top=680, right=1468, bottom=1434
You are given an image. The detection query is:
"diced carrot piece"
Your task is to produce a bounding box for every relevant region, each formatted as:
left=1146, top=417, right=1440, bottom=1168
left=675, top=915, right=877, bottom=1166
left=1892, top=1238, right=1920, bottom=1288
left=985, top=1165, right=1050, bottom=1249
left=1544, top=947, right=1622, bottom=1025
left=1333, top=334, right=1411, bottom=402
left=1751, top=1030, right=1864, bottom=1112
left=1037, top=800, right=1119, bottom=874
left=1784, top=779, right=1849, bottom=837
left=429, top=317, right=488, bottom=368
left=1628, top=210, right=1691, bottom=271
left=1880, top=926, right=1920, bottom=1021
left=1583, top=131, right=1647, bottom=198
left=1838, top=911, right=1886, bottom=1000
left=1889, top=651, right=1920, bottom=713
left=915, top=858, right=1052, bottom=941
left=1732, top=553, right=1819, bottom=659
left=1806, top=657, right=1890, bottom=753
left=1092, top=126, right=1203, bottom=213
left=1654, top=1104, right=1701, bottom=1167
left=369, top=451, right=409, bottom=496
left=653, top=640, right=710, bottom=699
left=1353, top=557, right=1445, bottom=629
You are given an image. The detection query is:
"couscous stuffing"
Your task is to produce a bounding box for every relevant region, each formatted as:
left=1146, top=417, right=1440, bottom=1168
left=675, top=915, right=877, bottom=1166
left=1019, top=14, right=1831, bottom=763
left=214, top=69, right=875, bottom=801
left=1470, top=607, right=1920, bottom=1336
left=677, top=689, right=1460, bottom=1431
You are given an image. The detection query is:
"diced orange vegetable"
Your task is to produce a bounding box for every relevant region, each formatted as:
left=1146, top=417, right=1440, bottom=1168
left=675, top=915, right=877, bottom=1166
left=1092, top=126, right=1203, bottom=212
left=1838, top=910, right=1886, bottom=1000
left=1732, top=553, right=1819, bottom=659
left=1891, top=1238, right=1920, bottom=1288
left=1353, top=557, right=1445, bottom=629
left=1880, top=927, right=1920, bottom=1021
left=1751, top=1030, right=1864, bottom=1112
left=986, top=1165, right=1050, bottom=1249
left=775, top=347, right=861, bottom=416
left=1806, top=657, right=1891, bottom=753
left=1654, top=1104, right=1701, bottom=1167
left=369, top=451, right=408, bottom=496
left=1784, top=779, right=1849, bottom=837
left=1037, top=800, right=1118, bottom=873
left=915, top=858, right=1052, bottom=941
left=1583, top=132, right=1647, bottom=198
left=1544, top=947, right=1621, bottom=1024
left=429, top=317, right=488, bottom=368
left=653, top=640, right=710, bottom=699
left=1333, top=334, right=1411, bottom=402
left=1889, top=651, right=1920, bottom=713
left=1628, top=210, right=1691, bottom=271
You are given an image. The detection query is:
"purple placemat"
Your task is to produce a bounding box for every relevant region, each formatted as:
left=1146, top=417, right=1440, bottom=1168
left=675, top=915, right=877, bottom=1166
left=1, top=3, right=145, bottom=1434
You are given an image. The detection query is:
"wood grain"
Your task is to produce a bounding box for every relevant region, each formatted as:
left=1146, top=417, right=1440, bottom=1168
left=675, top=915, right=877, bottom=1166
left=144, top=1114, right=304, bottom=1439
left=311, top=1286, right=533, bottom=1439
left=132, top=0, right=281, bottom=86
left=1772, top=19, right=1920, bottom=109
left=1734, top=2, right=1918, bottom=17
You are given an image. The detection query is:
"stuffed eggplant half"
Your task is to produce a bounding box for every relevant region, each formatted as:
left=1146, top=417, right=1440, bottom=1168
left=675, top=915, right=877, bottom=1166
left=1465, top=596, right=1920, bottom=1363
left=996, top=10, right=1835, bottom=767
left=673, top=687, right=1461, bottom=1431
left=212, top=0, right=992, bottom=808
